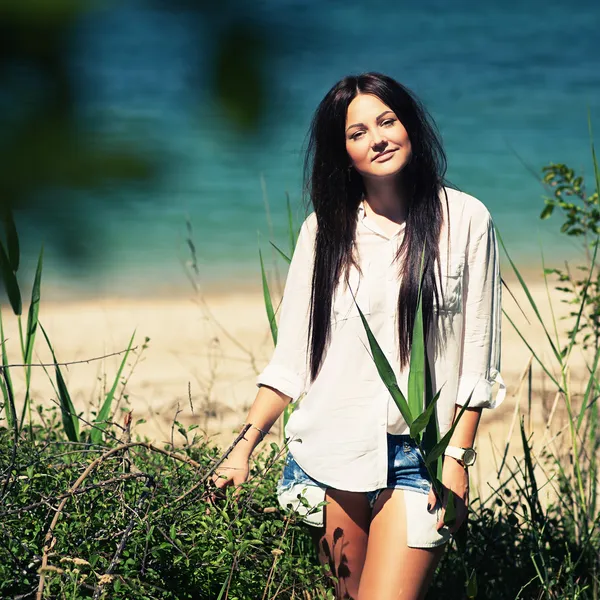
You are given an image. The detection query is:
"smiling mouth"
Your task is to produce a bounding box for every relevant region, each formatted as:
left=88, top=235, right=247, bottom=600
left=372, top=149, right=397, bottom=162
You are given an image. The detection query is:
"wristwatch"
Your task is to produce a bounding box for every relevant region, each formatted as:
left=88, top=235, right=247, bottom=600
left=444, top=445, right=477, bottom=467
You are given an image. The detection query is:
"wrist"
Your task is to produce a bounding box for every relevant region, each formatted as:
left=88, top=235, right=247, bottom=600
left=444, top=445, right=477, bottom=468
left=230, top=423, right=268, bottom=459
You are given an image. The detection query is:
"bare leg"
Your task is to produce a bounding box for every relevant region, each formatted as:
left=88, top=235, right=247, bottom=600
left=310, top=488, right=372, bottom=600
left=357, top=489, right=445, bottom=600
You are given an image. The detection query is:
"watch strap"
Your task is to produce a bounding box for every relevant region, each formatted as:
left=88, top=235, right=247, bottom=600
left=443, top=445, right=466, bottom=462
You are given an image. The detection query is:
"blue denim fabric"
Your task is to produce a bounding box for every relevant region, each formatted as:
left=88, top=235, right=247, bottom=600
left=278, top=433, right=431, bottom=509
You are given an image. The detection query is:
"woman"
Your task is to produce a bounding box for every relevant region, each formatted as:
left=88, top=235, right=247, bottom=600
left=212, top=72, right=505, bottom=600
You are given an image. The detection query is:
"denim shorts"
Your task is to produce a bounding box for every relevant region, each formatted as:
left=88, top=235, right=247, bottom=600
left=276, top=433, right=450, bottom=548
left=278, top=434, right=431, bottom=516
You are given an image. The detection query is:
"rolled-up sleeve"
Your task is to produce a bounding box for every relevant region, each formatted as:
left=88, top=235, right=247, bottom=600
left=255, top=214, right=315, bottom=400
left=456, top=212, right=506, bottom=409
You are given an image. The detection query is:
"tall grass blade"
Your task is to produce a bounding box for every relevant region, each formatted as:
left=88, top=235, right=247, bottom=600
left=23, top=247, right=43, bottom=366
left=18, top=247, right=43, bottom=431
left=357, top=304, right=413, bottom=425
left=539, top=243, right=561, bottom=355
left=466, top=569, right=478, bottom=599
left=1, top=206, right=20, bottom=272
left=520, top=417, right=542, bottom=524
left=55, top=364, right=79, bottom=442
left=0, top=241, right=21, bottom=316
left=424, top=391, right=473, bottom=467
left=588, top=399, right=598, bottom=518
left=259, top=248, right=278, bottom=346
left=286, top=193, right=297, bottom=257
left=579, top=344, right=600, bottom=431
left=407, top=247, right=426, bottom=420
left=503, top=309, right=562, bottom=389
left=90, top=331, right=135, bottom=445
left=40, top=324, right=79, bottom=442
left=496, top=228, right=562, bottom=366
left=269, top=242, right=291, bottom=265
left=423, top=353, right=442, bottom=480
left=443, top=489, right=457, bottom=528
left=409, top=387, right=442, bottom=440
left=0, top=374, right=8, bottom=424
left=589, top=111, right=600, bottom=197
left=0, top=306, right=16, bottom=428
left=564, top=235, right=599, bottom=362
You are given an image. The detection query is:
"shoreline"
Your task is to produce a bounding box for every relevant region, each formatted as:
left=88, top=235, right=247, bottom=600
left=0, top=272, right=591, bottom=491
left=29, top=257, right=569, bottom=305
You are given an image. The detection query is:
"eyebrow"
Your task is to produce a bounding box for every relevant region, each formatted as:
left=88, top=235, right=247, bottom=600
left=345, top=110, right=395, bottom=133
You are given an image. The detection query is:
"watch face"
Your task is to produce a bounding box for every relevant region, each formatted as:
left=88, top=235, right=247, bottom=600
left=463, top=448, right=477, bottom=466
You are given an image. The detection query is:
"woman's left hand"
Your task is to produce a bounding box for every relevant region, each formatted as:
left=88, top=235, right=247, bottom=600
left=427, top=457, right=469, bottom=533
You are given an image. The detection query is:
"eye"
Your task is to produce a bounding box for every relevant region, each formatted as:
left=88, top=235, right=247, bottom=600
left=351, top=131, right=365, bottom=141
left=381, top=118, right=396, bottom=127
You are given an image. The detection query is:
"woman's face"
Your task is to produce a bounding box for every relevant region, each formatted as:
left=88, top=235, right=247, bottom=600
left=345, top=93, right=412, bottom=179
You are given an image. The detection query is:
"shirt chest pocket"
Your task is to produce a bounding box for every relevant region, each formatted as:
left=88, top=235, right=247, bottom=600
left=333, top=262, right=371, bottom=323
left=438, top=253, right=465, bottom=314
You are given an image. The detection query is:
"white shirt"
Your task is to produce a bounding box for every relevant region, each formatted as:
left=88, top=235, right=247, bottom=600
left=256, top=187, right=505, bottom=492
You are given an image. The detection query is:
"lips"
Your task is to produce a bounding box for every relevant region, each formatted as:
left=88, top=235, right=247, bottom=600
left=372, top=149, right=397, bottom=162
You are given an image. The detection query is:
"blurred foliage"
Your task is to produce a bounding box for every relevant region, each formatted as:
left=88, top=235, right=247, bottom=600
left=0, top=0, right=272, bottom=262
left=540, top=163, right=600, bottom=352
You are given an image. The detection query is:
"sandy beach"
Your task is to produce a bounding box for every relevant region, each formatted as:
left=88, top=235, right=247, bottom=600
left=0, top=271, right=589, bottom=499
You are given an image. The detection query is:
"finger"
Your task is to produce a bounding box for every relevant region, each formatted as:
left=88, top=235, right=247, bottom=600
left=427, top=488, right=437, bottom=512
left=212, top=473, right=231, bottom=489
left=435, top=487, right=449, bottom=531
left=436, top=507, right=446, bottom=531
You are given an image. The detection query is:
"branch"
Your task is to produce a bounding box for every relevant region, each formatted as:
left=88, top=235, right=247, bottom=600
left=35, top=442, right=202, bottom=600
left=91, top=477, right=155, bottom=600
left=0, top=472, right=148, bottom=517
left=2, top=346, right=138, bottom=369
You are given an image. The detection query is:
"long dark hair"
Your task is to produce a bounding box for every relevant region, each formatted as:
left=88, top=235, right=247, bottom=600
left=303, top=72, right=448, bottom=381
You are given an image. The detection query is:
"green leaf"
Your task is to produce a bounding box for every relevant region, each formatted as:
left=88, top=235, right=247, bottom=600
left=23, top=248, right=43, bottom=366
left=40, top=324, right=79, bottom=442
left=425, top=391, right=473, bottom=467
left=443, top=489, right=456, bottom=528
left=409, top=387, right=442, bottom=439
left=423, top=352, right=442, bottom=481
left=1, top=207, right=20, bottom=272
left=0, top=240, right=21, bottom=316
left=540, top=203, right=555, bottom=220
left=0, top=306, right=16, bottom=429
left=259, top=248, right=278, bottom=346
left=408, top=246, right=426, bottom=421
left=90, top=331, right=135, bottom=444
left=19, top=246, right=43, bottom=431
left=357, top=304, right=413, bottom=425
left=269, top=241, right=291, bottom=265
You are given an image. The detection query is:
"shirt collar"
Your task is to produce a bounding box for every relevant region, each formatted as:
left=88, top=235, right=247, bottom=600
left=357, top=200, right=405, bottom=240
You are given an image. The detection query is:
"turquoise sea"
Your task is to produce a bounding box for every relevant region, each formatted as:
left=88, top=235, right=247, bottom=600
left=18, top=0, right=600, bottom=298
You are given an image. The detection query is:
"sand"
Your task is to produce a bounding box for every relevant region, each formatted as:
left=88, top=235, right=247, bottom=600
left=0, top=271, right=591, bottom=501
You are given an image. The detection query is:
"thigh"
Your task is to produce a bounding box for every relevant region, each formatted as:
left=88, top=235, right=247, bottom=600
left=311, top=488, right=372, bottom=600
left=357, top=489, right=445, bottom=600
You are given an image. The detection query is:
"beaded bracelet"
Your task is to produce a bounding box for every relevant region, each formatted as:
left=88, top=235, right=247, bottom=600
left=242, top=423, right=268, bottom=441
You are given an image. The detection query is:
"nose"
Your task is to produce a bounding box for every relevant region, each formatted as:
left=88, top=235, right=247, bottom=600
left=371, top=132, right=388, bottom=152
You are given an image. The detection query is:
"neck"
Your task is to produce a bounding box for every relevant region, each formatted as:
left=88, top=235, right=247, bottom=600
left=362, top=175, right=408, bottom=223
